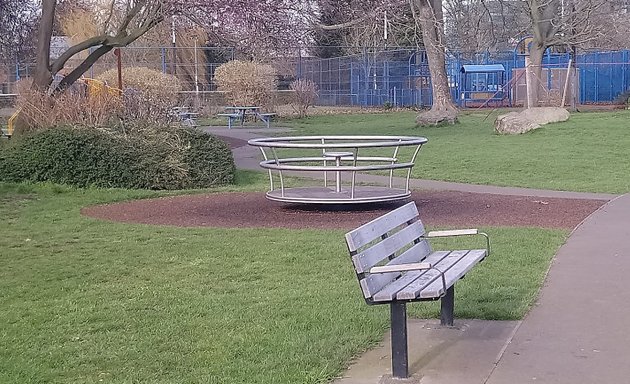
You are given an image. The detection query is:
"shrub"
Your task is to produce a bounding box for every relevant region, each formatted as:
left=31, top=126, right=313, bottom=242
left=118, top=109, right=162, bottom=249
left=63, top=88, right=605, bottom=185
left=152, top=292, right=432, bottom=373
left=0, top=126, right=235, bottom=190
left=98, top=67, right=181, bottom=121
left=14, top=79, right=123, bottom=136
left=0, top=127, right=137, bottom=188
left=290, top=79, right=319, bottom=118
left=214, top=60, right=277, bottom=110
left=178, top=128, right=235, bottom=187
left=613, top=88, right=630, bottom=108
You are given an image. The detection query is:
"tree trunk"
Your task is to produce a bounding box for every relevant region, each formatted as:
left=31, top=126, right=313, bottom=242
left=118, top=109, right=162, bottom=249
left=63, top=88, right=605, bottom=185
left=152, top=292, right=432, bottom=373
left=526, top=43, right=545, bottom=108
left=33, top=0, right=56, bottom=91
left=414, top=0, right=458, bottom=126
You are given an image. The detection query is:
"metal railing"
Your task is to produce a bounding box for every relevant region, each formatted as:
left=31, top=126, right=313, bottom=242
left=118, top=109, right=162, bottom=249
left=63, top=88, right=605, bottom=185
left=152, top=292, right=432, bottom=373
left=248, top=135, right=428, bottom=204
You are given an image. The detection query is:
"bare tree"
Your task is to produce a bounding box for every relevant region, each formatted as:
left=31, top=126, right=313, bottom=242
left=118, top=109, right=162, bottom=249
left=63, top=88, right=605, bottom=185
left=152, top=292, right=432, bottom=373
left=413, top=0, right=459, bottom=125
left=33, top=0, right=168, bottom=93
left=317, top=0, right=459, bottom=125
left=184, top=0, right=312, bottom=59
left=443, top=0, right=530, bottom=52
left=521, top=0, right=607, bottom=106
left=0, top=0, right=39, bottom=64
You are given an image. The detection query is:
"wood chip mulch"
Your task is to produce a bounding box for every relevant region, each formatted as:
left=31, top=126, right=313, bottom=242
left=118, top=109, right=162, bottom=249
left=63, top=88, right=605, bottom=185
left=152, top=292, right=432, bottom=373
left=81, top=190, right=607, bottom=230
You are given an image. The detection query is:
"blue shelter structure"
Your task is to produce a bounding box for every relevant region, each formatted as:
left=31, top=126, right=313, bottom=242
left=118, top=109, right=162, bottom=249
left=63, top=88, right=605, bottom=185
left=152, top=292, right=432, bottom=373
left=459, top=64, right=508, bottom=107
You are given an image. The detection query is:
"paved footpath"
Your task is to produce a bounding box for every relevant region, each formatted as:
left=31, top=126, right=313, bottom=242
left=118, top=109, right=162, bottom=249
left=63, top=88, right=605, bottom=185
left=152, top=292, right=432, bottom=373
left=485, top=193, right=630, bottom=384
left=207, top=127, right=629, bottom=383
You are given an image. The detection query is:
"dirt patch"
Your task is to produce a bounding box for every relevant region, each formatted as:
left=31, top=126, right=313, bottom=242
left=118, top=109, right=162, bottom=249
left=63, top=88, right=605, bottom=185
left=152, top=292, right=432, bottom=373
left=81, top=190, right=606, bottom=230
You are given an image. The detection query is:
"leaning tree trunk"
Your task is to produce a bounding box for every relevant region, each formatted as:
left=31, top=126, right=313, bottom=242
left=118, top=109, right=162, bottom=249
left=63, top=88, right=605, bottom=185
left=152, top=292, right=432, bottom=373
left=414, top=0, right=459, bottom=126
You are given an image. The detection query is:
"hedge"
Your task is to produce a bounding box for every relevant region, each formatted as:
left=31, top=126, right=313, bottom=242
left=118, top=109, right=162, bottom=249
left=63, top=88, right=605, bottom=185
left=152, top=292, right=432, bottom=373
left=0, top=127, right=235, bottom=190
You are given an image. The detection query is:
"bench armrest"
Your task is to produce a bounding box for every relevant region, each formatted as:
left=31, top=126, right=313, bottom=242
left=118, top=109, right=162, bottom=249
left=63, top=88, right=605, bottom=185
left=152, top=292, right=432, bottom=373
left=426, top=229, right=478, bottom=237
left=425, top=229, right=491, bottom=255
left=370, top=262, right=432, bottom=274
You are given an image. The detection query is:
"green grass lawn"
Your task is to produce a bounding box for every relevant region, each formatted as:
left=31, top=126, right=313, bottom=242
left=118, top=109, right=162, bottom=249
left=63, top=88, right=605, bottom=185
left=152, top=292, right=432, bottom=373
left=287, top=110, right=630, bottom=194
left=0, top=179, right=566, bottom=383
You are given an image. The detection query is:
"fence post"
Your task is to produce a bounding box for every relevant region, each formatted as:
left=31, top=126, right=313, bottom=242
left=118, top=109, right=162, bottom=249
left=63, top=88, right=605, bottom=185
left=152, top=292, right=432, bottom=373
left=161, top=47, right=166, bottom=74
left=623, top=51, right=629, bottom=100
left=297, top=48, right=302, bottom=79
left=350, top=61, right=354, bottom=106
left=593, top=52, right=599, bottom=103
left=610, top=51, right=614, bottom=102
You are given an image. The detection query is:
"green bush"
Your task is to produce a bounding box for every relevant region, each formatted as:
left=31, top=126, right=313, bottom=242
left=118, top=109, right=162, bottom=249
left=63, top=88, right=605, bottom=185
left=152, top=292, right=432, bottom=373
left=179, top=128, right=235, bottom=187
left=0, top=127, right=235, bottom=189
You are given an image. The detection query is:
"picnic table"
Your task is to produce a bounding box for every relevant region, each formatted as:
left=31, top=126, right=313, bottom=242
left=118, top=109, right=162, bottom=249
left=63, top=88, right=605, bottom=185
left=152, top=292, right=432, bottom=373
left=218, top=106, right=276, bottom=129
left=171, top=107, right=199, bottom=127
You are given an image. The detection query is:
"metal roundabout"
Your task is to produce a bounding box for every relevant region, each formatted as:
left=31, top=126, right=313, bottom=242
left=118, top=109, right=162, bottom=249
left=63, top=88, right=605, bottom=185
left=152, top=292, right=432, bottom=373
left=247, top=135, right=428, bottom=204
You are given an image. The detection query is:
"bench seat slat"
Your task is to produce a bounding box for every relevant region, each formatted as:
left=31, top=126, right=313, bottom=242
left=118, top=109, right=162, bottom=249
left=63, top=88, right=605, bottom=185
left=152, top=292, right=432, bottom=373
left=419, top=249, right=487, bottom=298
left=352, top=220, right=426, bottom=273
left=395, top=250, right=470, bottom=300
left=345, top=202, right=419, bottom=251
left=371, top=271, right=424, bottom=302
left=371, top=251, right=450, bottom=302
left=360, top=272, right=399, bottom=299
left=356, top=240, right=430, bottom=299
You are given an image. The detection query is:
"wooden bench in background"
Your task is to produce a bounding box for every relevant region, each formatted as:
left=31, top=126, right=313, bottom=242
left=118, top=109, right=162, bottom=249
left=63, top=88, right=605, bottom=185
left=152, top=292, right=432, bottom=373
left=344, top=202, right=490, bottom=379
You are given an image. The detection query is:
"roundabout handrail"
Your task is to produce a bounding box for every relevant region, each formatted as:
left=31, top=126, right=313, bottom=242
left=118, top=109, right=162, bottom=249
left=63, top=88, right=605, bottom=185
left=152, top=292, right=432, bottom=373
left=247, top=135, right=428, bottom=204
left=248, top=136, right=428, bottom=148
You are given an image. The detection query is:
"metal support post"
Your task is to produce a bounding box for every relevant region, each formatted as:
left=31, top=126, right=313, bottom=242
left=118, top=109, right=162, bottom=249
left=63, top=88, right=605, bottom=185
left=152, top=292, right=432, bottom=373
left=440, top=286, right=455, bottom=326
left=390, top=302, right=409, bottom=378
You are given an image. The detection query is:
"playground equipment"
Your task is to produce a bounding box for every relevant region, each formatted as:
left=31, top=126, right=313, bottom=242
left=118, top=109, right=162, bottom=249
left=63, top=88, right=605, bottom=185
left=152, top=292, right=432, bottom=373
left=459, top=64, right=508, bottom=107
left=248, top=135, right=428, bottom=204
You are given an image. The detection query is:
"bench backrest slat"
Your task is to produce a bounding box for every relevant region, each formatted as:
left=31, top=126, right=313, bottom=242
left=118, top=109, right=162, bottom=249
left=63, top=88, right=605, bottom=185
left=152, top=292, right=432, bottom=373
left=345, top=202, right=420, bottom=252
left=345, top=202, right=433, bottom=301
left=352, top=220, right=427, bottom=273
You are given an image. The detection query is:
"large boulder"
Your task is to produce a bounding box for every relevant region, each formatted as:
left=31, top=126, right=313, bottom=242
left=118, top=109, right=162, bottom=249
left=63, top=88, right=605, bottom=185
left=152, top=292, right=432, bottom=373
left=495, top=107, right=570, bottom=134
left=415, top=108, right=458, bottom=126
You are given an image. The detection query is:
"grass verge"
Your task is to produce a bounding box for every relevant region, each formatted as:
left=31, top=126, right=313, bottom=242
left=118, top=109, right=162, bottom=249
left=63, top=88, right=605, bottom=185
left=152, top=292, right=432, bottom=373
left=0, top=182, right=566, bottom=383
left=288, top=110, right=630, bottom=194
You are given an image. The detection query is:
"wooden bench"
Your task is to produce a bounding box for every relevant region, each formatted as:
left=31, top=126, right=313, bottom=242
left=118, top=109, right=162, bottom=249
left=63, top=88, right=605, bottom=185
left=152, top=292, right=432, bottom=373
left=344, top=202, right=490, bottom=378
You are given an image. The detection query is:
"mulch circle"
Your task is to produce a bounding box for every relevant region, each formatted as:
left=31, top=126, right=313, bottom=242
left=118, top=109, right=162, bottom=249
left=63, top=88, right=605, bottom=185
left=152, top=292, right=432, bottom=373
left=216, top=135, right=249, bottom=149
left=81, top=190, right=607, bottom=230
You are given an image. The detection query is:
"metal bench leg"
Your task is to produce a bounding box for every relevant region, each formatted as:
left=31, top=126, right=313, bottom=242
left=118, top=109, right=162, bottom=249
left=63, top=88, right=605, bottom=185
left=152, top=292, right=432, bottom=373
left=391, top=301, right=409, bottom=378
left=440, top=286, right=455, bottom=326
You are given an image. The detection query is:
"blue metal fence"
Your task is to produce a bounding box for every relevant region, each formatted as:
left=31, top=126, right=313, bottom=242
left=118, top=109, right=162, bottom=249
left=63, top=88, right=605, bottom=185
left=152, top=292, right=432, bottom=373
left=299, top=49, right=630, bottom=107
left=3, top=47, right=629, bottom=106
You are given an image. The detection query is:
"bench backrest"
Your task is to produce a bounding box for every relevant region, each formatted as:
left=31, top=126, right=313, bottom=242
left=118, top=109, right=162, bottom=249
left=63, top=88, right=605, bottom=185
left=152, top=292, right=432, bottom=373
left=344, top=202, right=432, bottom=302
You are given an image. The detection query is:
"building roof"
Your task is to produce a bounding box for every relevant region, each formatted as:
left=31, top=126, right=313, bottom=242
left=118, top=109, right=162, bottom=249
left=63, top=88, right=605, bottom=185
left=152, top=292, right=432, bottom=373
left=461, top=64, right=506, bottom=73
